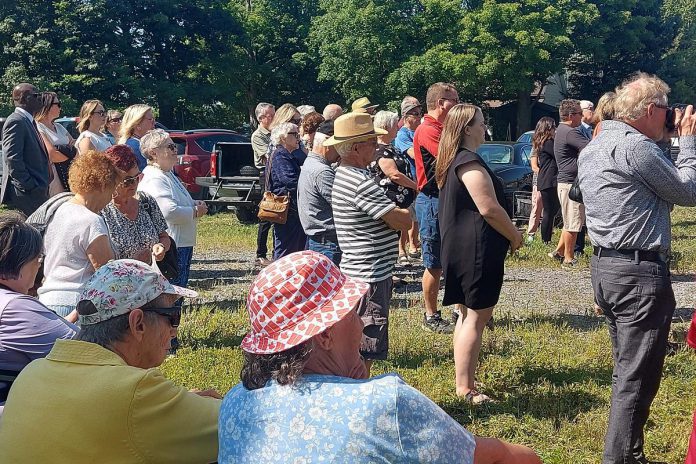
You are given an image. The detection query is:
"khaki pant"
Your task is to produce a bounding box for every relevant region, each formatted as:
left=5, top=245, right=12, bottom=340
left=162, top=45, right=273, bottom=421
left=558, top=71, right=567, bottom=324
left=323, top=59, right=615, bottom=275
left=557, top=182, right=585, bottom=232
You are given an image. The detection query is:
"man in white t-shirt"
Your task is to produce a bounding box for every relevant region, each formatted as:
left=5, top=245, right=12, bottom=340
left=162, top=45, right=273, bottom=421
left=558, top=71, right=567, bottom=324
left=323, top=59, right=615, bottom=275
left=326, top=113, right=411, bottom=373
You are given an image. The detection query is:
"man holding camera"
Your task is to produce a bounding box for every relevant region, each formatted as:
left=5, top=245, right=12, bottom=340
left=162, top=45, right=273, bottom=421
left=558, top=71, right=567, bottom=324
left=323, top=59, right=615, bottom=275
left=578, top=73, right=696, bottom=464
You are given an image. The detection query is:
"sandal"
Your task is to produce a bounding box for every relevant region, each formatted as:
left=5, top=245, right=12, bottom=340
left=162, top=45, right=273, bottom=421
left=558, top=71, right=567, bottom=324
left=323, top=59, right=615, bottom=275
left=547, top=251, right=563, bottom=262
left=463, top=389, right=493, bottom=405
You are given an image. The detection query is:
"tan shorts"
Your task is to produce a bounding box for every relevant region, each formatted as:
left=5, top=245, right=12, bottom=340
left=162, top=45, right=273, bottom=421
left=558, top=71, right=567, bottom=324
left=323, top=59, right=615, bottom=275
left=557, top=182, right=585, bottom=232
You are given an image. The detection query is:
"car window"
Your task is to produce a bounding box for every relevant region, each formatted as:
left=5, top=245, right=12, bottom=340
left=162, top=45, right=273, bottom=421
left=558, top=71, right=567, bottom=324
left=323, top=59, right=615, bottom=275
left=478, top=145, right=512, bottom=164
left=516, top=131, right=533, bottom=144
left=170, top=137, right=187, bottom=156
left=519, top=145, right=532, bottom=166
left=195, top=134, right=248, bottom=152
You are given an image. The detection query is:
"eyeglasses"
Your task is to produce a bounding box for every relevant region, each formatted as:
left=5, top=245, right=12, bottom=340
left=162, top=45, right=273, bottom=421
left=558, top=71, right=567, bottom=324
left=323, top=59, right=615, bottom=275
left=29, top=92, right=41, bottom=99
left=406, top=111, right=422, bottom=118
left=122, top=172, right=143, bottom=187
left=146, top=308, right=181, bottom=328
left=569, top=111, right=582, bottom=116
left=654, top=103, right=670, bottom=110
left=290, top=118, right=301, bottom=125
left=109, top=117, right=122, bottom=123
left=51, top=101, right=61, bottom=108
left=93, top=110, right=106, bottom=116
left=440, top=97, right=460, bottom=104
left=164, top=143, right=177, bottom=151
left=287, top=131, right=299, bottom=137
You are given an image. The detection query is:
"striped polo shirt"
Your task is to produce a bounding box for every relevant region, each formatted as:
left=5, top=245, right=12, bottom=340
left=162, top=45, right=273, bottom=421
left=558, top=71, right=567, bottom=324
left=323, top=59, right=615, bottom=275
left=332, top=166, right=398, bottom=283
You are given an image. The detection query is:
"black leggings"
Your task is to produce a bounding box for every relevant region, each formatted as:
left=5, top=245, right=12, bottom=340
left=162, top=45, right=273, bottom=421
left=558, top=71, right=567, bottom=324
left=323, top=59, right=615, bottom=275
left=540, top=186, right=560, bottom=243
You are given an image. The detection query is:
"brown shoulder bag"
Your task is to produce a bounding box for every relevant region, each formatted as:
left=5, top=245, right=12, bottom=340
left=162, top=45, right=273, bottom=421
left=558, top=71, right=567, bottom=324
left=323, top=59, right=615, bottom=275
left=257, top=150, right=290, bottom=224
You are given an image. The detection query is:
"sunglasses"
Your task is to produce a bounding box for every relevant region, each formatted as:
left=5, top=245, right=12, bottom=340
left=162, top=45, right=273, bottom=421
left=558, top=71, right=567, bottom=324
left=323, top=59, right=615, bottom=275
left=290, top=118, right=301, bottom=125
left=109, top=117, right=122, bottom=123
left=146, top=307, right=181, bottom=328
left=122, top=172, right=142, bottom=187
left=51, top=101, right=61, bottom=108
left=287, top=131, right=299, bottom=137
left=93, top=110, right=106, bottom=116
left=163, top=143, right=177, bottom=151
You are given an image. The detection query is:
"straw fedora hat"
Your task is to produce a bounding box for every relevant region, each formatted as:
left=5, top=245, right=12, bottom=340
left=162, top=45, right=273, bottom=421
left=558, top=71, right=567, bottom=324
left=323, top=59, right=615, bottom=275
left=351, top=96, right=379, bottom=113
left=323, top=112, right=387, bottom=147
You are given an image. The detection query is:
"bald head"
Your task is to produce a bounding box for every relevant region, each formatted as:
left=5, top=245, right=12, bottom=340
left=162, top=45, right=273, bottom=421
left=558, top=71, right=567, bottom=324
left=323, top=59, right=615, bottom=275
left=12, top=83, right=42, bottom=114
left=322, top=104, right=343, bottom=121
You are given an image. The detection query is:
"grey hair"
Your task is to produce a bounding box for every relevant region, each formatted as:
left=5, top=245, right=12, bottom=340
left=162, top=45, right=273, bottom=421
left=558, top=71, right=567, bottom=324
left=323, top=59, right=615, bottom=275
left=373, top=110, right=399, bottom=131
left=613, top=72, right=670, bottom=121
left=76, top=293, right=173, bottom=349
left=240, top=340, right=314, bottom=390
left=270, top=123, right=298, bottom=146
left=322, top=104, right=343, bottom=121
left=296, top=105, right=316, bottom=117
left=255, top=102, right=275, bottom=120
left=335, top=141, right=357, bottom=157
left=139, top=129, right=171, bottom=161
left=313, top=132, right=329, bottom=151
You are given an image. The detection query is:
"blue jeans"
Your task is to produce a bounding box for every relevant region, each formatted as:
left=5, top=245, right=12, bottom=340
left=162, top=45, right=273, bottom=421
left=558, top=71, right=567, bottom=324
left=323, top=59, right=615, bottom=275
left=415, top=193, right=441, bottom=269
left=46, top=305, right=75, bottom=319
left=307, top=237, right=342, bottom=265
left=171, top=246, right=193, bottom=290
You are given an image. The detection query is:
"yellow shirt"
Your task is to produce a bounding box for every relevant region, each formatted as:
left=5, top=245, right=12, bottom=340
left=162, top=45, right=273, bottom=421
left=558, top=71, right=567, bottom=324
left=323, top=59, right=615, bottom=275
left=0, top=339, right=220, bottom=463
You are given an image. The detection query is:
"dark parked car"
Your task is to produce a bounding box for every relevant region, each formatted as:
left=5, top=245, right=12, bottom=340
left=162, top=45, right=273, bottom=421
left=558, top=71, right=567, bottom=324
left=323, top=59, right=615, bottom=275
left=169, top=129, right=249, bottom=199
left=479, top=142, right=534, bottom=224
left=516, top=130, right=534, bottom=144
left=195, top=140, right=261, bottom=223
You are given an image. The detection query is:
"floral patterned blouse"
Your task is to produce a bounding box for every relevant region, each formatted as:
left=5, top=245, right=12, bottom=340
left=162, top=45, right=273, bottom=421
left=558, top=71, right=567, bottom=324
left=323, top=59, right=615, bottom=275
left=367, top=143, right=416, bottom=208
left=100, top=192, right=168, bottom=260
left=218, top=373, right=476, bottom=463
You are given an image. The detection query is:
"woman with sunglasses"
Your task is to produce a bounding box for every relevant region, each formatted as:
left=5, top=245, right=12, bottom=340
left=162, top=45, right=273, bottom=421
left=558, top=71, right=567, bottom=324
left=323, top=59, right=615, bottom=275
left=75, top=99, right=113, bottom=155
left=269, top=103, right=308, bottom=165
left=119, top=104, right=156, bottom=171
left=267, top=122, right=306, bottom=259
left=101, top=145, right=171, bottom=264
left=102, top=110, right=123, bottom=145
left=35, top=92, right=75, bottom=192
left=138, top=129, right=206, bottom=290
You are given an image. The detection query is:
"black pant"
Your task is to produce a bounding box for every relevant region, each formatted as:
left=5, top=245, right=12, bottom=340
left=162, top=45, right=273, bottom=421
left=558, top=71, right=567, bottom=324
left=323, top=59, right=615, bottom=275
left=255, top=168, right=272, bottom=259
left=591, top=255, right=675, bottom=464
left=539, top=186, right=560, bottom=243
left=575, top=227, right=586, bottom=254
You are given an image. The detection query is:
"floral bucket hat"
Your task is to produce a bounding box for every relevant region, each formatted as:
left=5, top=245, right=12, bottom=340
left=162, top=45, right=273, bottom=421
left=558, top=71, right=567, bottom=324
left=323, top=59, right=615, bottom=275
left=77, top=259, right=198, bottom=326
left=241, top=251, right=370, bottom=354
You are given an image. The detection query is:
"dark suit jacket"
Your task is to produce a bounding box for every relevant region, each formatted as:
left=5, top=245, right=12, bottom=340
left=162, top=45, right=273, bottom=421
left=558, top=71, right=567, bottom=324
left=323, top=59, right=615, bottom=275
left=1, top=110, right=51, bottom=215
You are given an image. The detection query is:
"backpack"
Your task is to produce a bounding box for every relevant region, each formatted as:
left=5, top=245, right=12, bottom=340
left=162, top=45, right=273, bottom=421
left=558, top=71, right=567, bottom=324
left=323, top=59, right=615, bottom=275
left=26, top=192, right=75, bottom=291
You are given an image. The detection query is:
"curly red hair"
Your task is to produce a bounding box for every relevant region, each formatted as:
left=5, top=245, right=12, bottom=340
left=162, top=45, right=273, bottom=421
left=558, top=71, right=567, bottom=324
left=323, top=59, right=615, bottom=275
left=103, top=144, right=138, bottom=172
left=68, top=150, right=120, bottom=194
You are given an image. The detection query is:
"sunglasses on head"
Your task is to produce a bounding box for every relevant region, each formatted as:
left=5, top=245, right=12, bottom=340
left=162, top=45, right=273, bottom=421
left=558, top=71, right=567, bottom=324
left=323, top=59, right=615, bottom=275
left=146, top=308, right=181, bottom=328
left=122, top=172, right=142, bottom=187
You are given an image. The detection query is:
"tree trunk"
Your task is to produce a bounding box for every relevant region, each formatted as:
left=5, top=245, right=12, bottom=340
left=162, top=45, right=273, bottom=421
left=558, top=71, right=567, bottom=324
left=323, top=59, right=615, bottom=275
left=516, top=90, right=533, bottom=139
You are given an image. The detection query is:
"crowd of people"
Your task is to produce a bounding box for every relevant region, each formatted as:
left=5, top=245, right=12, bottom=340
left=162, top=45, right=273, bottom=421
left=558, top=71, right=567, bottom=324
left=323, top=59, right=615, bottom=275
left=0, top=71, right=694, bottom=464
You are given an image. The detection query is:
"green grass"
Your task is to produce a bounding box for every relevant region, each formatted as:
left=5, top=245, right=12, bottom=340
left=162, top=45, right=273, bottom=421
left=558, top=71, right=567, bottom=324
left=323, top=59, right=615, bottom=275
left=161, top=206, right=696, bottom=463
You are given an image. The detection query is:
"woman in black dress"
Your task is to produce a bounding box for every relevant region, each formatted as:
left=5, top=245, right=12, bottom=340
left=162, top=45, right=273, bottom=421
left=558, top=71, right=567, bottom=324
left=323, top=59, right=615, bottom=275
left=533, top=117, right=560, bottom=244
left=436, top=104, right=522, bottom=404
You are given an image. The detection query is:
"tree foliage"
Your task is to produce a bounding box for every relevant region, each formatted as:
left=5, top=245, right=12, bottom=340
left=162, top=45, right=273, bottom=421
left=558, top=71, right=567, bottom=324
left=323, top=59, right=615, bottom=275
left=0, top=0, right=690, bottom=131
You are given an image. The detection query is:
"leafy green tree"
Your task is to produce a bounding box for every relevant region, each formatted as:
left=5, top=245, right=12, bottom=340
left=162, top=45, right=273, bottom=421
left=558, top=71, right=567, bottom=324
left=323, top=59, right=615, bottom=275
left=660, top=0, right=696, bottom=103
left=567, top=0, right=674, bottom=103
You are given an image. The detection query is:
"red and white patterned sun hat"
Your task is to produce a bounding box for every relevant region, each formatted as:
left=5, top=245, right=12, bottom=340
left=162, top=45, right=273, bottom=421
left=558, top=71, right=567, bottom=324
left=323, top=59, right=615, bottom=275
left=241, top=250, right=370, bottom=354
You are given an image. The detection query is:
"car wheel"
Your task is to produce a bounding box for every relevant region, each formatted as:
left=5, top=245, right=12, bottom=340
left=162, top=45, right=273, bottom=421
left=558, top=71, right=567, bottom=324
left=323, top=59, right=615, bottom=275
left=235, top=206, right=258, bottom=224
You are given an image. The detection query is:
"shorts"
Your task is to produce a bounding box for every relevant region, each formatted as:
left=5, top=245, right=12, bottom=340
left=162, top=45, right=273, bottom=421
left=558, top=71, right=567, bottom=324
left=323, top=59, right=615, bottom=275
left=358, top=277, right=393, bottom=360
left=415, top=193, right=441, bottom=269
left=557, top=182, right=585, bottom=232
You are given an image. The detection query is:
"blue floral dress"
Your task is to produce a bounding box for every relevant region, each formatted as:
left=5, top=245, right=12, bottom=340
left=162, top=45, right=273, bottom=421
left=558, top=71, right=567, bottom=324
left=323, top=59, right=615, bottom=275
left=218, top=373, right=476, bottom=463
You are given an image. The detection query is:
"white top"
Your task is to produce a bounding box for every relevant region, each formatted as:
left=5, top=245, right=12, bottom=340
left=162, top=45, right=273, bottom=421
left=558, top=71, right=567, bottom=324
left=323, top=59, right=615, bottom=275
left=75, top=130, right=112, bottom=154
left=38, top=202, right=110, bottom=308
left=138, top=165, right=198, bottom=247
left=36, top=121, right=71, bottom=146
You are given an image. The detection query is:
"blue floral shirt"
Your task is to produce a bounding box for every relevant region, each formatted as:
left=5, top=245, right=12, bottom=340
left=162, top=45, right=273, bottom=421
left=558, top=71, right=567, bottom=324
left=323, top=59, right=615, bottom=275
left=218, top=373, right=476, bottom=463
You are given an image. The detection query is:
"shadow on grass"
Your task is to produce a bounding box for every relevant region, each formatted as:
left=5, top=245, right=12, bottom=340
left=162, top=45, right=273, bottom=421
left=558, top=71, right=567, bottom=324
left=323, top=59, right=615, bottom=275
left=520, top=365, right=612, bottom=387
left=188, top=298, right=246, bottom=313
left=193, top=257, right=252, bottom=265
left=178, top=331, right=245, bottom=350
left=671, top=273, right=696, bottom=283
left=443, top=387, right=604, bottom=426
left=673, top=220, right=696, bottom=228
left=495, top=313, right=605, bottom=331
left=386, top=350, right=452, bottom=370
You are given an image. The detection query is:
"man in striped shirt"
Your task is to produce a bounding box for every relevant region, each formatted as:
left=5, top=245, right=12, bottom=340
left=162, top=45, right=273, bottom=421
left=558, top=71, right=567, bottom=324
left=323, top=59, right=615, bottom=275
left=326, top=113, right=411, bottom=373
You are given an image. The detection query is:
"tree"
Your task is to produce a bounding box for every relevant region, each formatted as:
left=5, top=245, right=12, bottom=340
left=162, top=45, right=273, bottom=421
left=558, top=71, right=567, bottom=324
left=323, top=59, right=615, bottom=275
left=660, top=0, right=696, bottom=103
left=567, top=0, right=674, bottom=102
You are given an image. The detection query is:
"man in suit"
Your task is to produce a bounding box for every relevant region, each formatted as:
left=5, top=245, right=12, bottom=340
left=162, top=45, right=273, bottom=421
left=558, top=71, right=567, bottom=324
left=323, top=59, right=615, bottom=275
left=579, top=100, right=595, bottom=140
left=1, top=83, right=52, bottom=216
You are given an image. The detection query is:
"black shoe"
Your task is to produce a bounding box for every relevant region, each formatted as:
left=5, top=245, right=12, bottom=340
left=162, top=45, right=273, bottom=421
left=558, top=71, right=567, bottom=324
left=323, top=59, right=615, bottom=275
left=423, top=312, right=455, bottom=334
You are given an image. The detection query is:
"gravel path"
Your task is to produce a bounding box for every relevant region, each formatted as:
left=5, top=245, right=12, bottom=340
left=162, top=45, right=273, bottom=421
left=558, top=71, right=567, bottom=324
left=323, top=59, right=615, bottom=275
left=188, top=251, right=696, bottom=327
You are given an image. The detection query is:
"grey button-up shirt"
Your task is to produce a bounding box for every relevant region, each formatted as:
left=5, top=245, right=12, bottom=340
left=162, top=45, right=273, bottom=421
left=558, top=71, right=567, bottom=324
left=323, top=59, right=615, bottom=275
left=578, top=120, right=696, bottom=252
left=297, top=153, right=337, bottom=239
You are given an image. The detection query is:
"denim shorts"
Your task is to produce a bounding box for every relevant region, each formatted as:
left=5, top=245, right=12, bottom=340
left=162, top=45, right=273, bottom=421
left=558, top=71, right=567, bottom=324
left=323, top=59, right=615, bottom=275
left=415, top=193, right=441, bottom=269
left=307, top=237, right=342, bottom=266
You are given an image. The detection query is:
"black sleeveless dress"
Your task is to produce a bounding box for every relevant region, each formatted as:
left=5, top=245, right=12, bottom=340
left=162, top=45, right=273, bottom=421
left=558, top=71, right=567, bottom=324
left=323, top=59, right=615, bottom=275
left=439, top=148, right=510, bottom=309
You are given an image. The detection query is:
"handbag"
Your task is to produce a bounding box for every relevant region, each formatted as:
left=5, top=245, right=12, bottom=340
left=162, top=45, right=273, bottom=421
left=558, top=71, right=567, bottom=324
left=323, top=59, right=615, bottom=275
left=140, top=193, right=180, bottom=281
left=257, top=151, right=290, bottom=224
left=568, top=177, right=583, bottom=204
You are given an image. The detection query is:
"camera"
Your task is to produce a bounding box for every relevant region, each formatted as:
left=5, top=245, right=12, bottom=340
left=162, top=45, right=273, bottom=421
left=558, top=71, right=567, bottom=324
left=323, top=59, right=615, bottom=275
left=666, top=103, right=689, bottom=132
